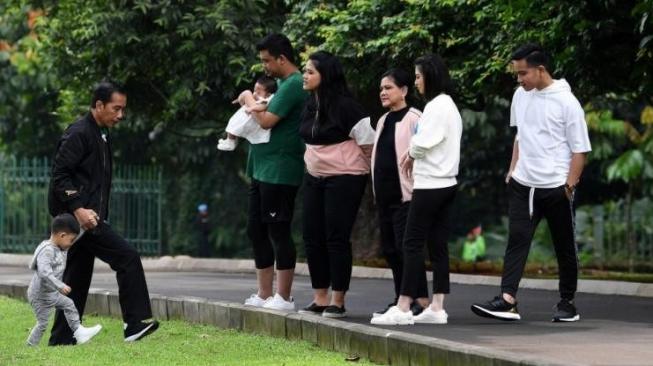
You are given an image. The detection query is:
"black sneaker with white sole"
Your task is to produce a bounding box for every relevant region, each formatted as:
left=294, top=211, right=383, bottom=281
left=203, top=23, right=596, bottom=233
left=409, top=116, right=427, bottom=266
left=410, top=301, right=425, bottom=317
left=298, top=302, right=328, bottom=315
left=552, top=299, right=580, bottom=322
left=124, top=320, right=160, bottom=342
left=322, top=305, right=346, bottom=318
left=471, top=296, right=521, bottom=321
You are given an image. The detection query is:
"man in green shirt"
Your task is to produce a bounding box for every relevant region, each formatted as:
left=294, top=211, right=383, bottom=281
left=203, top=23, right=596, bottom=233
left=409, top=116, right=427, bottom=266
left=237, top=33, right=307, bottom=311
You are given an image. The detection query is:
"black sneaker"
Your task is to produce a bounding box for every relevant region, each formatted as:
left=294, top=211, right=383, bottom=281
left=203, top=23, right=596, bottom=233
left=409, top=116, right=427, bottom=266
left=372, top=302, right=395, bottom=318
left=124, top=320, right=160, bottom=342
left=471, top=296, right=521, bottom=321
left=552, top=299, right=580, bottom=322
left=298, top=302, right=328, bottom=315
left=322, top=305, right=346, bottom=318
left=410, top=301, right=425, bottom=317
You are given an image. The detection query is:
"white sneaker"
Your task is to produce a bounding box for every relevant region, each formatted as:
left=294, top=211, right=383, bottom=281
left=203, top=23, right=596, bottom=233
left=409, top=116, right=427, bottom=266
left=370, top=305, right=414, bottom=325
left=73, top=324, right=102, bottom=344
left=413, top=307, right=448, bottom=324
left=244, top=294, right=270, bottom=307
left=217, top=138, right=237, bottom=151
left=262, top=293, right=295, bottom=311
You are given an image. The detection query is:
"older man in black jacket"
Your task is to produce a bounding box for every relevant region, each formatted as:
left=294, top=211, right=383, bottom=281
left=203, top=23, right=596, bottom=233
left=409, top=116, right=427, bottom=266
left=48, top=81, right=159, bottom=345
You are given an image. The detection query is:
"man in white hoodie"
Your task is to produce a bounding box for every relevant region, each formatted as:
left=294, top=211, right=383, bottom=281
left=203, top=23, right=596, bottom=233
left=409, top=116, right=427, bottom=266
left=471, top=44, right=591, bottom=322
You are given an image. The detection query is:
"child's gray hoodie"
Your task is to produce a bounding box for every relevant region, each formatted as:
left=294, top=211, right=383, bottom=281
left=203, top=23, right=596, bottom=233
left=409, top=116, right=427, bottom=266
left=28, top=240, right=67, bottom=295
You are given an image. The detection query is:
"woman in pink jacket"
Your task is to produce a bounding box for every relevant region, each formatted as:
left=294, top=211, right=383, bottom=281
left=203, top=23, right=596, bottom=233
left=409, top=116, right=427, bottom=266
left=369, top=69, right=428, bottom=319
left=371, top=54, right=462, bottom=326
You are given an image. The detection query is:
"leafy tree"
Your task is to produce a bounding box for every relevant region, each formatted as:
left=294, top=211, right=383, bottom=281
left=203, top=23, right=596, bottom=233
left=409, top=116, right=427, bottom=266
left=2, top=0, right=287, bottom=255
left=283, top=0, right=653, bottom=258
left=586, top=104, right=653, bottom=270
left=0, top=5, right=60, bottom=156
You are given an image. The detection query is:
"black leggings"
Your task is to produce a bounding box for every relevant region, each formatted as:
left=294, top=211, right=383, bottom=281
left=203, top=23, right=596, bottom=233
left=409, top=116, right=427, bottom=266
left=400, top=185, right=457, bottom=298
left=303, top=173, right=367, bottom=292
left=378, top=201, right=428, bottom=300
left=247, top=180, right=298, bottom=270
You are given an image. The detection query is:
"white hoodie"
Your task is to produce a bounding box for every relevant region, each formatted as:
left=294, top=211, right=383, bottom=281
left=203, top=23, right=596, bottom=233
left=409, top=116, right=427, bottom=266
left=510, top=79, right=592, bottom=188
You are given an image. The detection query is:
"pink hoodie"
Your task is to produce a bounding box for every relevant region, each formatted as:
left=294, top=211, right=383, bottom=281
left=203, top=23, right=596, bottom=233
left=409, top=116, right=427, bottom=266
left=371, top=107, right=422, bottom=202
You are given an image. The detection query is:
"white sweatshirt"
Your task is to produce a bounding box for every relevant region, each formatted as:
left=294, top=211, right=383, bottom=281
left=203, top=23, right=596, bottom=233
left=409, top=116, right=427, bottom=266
left=409, top=94, right=462, bottom=189
left=510, top=79, right=592, bottom=188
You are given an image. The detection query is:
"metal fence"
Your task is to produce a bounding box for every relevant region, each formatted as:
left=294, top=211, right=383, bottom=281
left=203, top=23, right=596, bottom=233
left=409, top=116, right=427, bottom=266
left=0, top=156, right=162, bottom=256
left=576, top=198, right=653, bottom=265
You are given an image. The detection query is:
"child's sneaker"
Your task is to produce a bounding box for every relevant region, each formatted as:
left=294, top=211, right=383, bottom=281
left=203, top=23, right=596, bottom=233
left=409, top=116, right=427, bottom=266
left=73, top=324, right=102, bottom=344
left=217, top=138, right=237, bottom=151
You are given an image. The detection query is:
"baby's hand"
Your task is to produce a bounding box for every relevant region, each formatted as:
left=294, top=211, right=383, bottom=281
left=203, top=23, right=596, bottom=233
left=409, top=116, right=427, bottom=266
left=237, top=90, right=254, bottom=106
left=60, top=285, right=71, bottom=295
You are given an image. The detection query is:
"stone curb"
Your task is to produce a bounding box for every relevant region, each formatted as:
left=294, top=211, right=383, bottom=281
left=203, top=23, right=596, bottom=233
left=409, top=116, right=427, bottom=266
left=1, top=280, right=582, bottom=366
left=2, top=253, right=652, bottom=298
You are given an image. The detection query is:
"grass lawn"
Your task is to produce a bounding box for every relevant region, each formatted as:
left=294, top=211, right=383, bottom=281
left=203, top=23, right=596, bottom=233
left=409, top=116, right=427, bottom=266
left=0, top=296, right=372, bottom=366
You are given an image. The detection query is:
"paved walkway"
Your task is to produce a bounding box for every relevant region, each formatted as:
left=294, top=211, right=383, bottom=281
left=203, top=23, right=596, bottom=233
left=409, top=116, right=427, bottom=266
left=1, top=263, right=651, bottom=366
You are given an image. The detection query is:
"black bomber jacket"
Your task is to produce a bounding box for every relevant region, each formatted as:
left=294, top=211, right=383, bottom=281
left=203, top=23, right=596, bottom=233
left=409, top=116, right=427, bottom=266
left=48, top=112, right=112, bottom=220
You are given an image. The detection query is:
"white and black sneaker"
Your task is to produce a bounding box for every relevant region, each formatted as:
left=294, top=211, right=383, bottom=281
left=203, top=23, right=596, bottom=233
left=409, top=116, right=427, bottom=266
left=124, top=320, right=160, bottom=342
left=552, top=299, right=580, bottom=322
left=372, top=302, right=396, bottom=318
left=471, top=296, right=521, bottom=321
left=373, top=301, right=423, bottom=318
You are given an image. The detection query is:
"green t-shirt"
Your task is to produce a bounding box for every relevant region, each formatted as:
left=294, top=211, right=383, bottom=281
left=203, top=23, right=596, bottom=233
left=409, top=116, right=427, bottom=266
left=246, top=71, right=307, bottom=186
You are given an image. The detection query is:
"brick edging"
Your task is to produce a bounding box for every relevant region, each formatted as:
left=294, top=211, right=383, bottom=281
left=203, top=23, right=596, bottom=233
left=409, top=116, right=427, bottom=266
left=1, top=281, right=580, bottom=366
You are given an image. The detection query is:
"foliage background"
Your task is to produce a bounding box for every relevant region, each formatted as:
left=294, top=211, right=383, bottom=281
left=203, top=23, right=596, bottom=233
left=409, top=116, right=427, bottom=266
left=1, top=0, right=652, bottom=268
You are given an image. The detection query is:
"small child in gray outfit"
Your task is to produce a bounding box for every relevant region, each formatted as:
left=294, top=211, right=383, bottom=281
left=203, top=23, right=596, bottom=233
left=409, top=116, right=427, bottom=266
left=26, top=213, right=102, bottom=346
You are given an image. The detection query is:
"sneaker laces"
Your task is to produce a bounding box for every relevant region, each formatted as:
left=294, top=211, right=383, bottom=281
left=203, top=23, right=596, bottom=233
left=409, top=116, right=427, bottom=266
left=488, top=296, right=507, bottom=307
left=555, top=299, right=575, bottom=313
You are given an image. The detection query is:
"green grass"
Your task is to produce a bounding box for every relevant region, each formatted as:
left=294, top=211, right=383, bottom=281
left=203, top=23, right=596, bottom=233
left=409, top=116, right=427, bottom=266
left=0, top=296, right=372, bottom=366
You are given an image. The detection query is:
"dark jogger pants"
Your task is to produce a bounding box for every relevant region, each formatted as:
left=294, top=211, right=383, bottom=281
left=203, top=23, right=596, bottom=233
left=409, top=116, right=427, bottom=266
left=48, top=222, right=152, bottom=345
left=501, top=179, right=578, bottom=300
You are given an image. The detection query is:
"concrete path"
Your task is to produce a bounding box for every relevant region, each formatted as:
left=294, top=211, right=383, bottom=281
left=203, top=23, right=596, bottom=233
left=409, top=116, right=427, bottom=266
left=1, top=262, right=651, bottom=366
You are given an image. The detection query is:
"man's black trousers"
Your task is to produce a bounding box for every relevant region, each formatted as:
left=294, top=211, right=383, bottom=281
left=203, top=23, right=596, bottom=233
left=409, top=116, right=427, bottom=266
left=49, top=222, right=152, bottom=345
left=501, top=179, right=579, bottom=300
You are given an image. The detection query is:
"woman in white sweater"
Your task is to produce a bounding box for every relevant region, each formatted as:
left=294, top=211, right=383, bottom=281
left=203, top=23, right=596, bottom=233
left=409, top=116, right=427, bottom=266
left=371, top=54, right=462, bottom=326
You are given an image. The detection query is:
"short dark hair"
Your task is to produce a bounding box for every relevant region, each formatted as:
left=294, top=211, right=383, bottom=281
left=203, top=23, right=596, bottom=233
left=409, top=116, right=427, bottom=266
left=256, top=33, right=296, bottom=64
left=381, top=68, right=413, bottom=92
left=90, top=80, right=126, bottom=109
left=256, top=75, right=278, bottom=94
left=414, top=54, right=453, bottom=100
left=51, top=213, right=80, bottom=235
left=511, top=43, right=552, bottom=73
